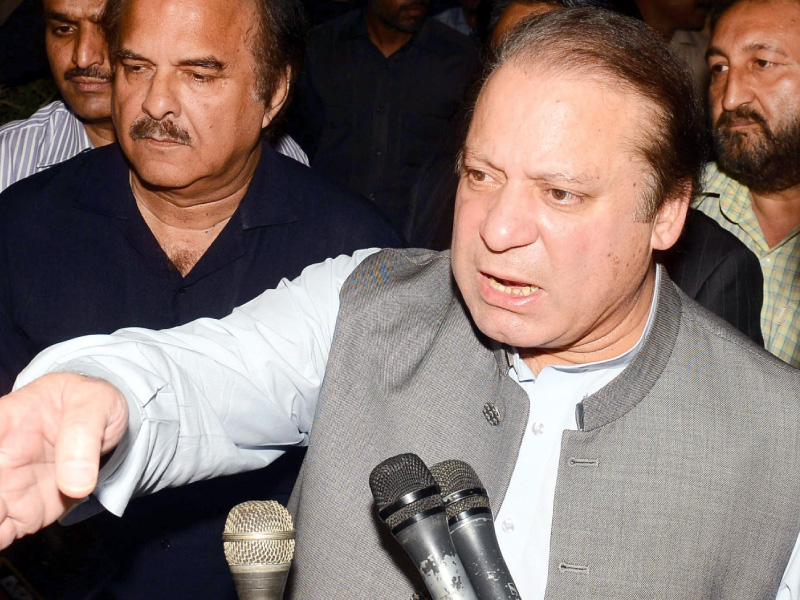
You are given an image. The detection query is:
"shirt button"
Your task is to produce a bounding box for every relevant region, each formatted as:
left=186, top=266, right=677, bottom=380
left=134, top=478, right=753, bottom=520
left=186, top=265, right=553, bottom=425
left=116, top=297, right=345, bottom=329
left=502, top=519, right=515, bottom=533
left=375, top=149, right=382, bottom=156
left=531, top=422, right=544, bottom=435
left=368, top=193, right=376, bottom=201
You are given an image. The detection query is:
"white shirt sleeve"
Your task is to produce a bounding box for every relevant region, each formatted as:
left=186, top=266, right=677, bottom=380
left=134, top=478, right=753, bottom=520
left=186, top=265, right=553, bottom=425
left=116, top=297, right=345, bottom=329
left=14, top=249, right=379, bottom=517
left=777, top=533, right=800, bottom=600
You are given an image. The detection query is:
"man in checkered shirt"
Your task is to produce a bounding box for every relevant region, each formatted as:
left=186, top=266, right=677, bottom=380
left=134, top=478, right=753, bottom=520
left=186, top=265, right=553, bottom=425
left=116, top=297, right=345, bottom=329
left=694, top=0, right=800, bottom=367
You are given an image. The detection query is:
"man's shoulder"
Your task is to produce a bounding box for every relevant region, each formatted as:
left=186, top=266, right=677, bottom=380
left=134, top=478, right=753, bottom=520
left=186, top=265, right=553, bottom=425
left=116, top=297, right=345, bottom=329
left=267, top=152, right=405, bottom=245
left=674, top=286, right=798, bottom=381
left=307, top=9, right=361, bottom=44
left=341, top=248, right=456, bottom=309
left=0, top=144, right=123, bottom=218
left=0, top=101, right=72, bottom=139
left=0, top=101, right=89, bottom=192
left=419, top=17, right=477, bottom=52
left=681, top=208, right=758, bottom=264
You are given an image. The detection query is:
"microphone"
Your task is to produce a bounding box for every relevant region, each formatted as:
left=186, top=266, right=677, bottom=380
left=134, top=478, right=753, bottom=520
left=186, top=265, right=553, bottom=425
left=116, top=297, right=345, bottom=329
left=430, top=460, right=520, bottom=599
left=369, top=453, right=479, bottom=600
left=223, top=500, right=295, bottom=600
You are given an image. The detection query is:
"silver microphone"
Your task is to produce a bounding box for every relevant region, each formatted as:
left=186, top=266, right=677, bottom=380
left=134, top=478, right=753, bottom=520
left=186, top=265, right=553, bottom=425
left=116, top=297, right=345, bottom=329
left=430, top=460, right=519, bottom=599
left=223, top=500, right=295, bottom=600
left=369, top=453, right=479, bottom=600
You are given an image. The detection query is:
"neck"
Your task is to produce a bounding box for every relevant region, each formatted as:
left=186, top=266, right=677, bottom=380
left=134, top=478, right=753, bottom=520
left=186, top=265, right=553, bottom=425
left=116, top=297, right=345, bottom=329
left=521, top=266, right=656, bottom=375
left=750, top=186, right=800, bottom=248
left=365, top=11, right=413, bottom=57
left=130, top=143, right=262, bottom=276
left=83, top=119, right=117, bottom=148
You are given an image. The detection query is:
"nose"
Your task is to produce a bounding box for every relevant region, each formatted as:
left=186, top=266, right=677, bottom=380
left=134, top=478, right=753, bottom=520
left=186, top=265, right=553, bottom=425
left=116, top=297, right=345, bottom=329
left=720, top=65, right=755, bottom=113
left=73, top=25, right=107, bottom=69
left=479, top=181, right=540, bottom=252
left=141, top=71, right=181, bottom=121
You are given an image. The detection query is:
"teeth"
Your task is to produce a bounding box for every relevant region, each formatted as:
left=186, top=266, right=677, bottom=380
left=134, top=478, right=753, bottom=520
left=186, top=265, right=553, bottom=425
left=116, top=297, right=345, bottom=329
left=488, top=276, right=539, bottom=296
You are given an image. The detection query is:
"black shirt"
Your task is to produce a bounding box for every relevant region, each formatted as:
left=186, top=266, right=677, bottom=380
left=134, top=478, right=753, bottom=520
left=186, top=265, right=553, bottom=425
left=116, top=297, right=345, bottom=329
left=290, top=9, right=479, bottom=229
left=0, top=142, right=403, bottom=600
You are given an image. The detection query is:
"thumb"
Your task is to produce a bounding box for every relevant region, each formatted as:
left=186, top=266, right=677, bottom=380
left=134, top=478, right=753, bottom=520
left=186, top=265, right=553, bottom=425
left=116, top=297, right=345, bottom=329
left=54, top=378, right=128, bottom=498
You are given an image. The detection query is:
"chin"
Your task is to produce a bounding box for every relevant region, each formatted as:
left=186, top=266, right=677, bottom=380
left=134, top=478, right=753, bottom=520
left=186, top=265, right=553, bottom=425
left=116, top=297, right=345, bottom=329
left=133, top=164, right=196, bottom=190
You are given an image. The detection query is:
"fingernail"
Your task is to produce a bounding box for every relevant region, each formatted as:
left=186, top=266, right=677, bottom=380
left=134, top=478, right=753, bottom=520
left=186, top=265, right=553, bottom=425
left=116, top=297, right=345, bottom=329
left=59, top=461, right=97, bottom=497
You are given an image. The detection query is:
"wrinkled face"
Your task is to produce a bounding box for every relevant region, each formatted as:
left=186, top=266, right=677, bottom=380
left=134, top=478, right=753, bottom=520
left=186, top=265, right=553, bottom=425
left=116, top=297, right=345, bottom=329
left=370, top=0, right=430, bottom=33
left=113, top=0, right=278, bottom=195
left=451, top=64, right=683, bottom=358
left=708, top=0, right=800, bottom=193
left=44, top=0, right=112, bottom=122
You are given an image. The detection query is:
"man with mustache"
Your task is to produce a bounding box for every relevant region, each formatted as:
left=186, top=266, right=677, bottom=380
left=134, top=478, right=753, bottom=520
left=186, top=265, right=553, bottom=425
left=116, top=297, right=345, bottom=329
left=694, top=0, right=800, bottom=367
left=288, top=0, right=480, bottom=230
left=0, top=0, right=401, bottom=596
left=0, top=0, right=308, bottom=194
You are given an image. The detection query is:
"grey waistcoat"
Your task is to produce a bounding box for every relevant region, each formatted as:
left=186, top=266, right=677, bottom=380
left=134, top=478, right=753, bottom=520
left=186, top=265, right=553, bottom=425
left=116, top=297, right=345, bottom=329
left=287, top=248, right=800, bottom=599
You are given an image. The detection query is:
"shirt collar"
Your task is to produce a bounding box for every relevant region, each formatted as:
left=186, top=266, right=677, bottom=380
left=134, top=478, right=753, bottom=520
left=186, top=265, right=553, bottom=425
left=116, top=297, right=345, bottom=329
left=37, top=101, right=93, bottom=170
left=703, top=162, right=780, bottom=250
left=343, top=8, right=438, bottom=54
left=73, top=140, right=300, bottom=228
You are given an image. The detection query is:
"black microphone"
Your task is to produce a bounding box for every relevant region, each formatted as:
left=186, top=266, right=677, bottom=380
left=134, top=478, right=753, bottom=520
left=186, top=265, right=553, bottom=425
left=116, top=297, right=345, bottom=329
left=430, top=460, right=520, bottom=599
left=223, top=500, right=295, bottom=600
left=369, top=453, right=479, bottom=600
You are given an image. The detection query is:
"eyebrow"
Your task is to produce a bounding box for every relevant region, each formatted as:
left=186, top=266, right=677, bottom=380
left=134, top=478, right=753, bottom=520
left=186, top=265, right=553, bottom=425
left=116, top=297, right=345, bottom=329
left=44, top=10, right=103, bottom=23
left=178, top=57, right=227, bottom=71
left=116, top=49, right=150, bottom=62
left=460, top=149, right=592, bottom=185
left=707, top=41, right=788, bottom=60
left=115, top=50, right=227, bottom=71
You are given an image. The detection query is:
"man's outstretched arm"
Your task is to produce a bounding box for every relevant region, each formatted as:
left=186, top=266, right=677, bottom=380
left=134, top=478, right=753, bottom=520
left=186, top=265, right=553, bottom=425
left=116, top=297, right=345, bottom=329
left=0, top=250, right=375, bottom=550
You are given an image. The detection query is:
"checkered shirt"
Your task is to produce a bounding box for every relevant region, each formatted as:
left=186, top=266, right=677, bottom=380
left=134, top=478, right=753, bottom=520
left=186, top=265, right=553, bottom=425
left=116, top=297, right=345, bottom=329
left=694, top=162, right=800, bottom=367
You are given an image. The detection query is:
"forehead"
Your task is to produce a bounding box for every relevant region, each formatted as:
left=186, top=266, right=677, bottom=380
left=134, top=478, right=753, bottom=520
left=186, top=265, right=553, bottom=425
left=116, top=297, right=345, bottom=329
left=712, top=0, right=800, bottom=56
left=43, top=0, right=106, bottom=19
left=467, top=64, right=654, bottom=180
left=119, top=0, right=256, bottom=61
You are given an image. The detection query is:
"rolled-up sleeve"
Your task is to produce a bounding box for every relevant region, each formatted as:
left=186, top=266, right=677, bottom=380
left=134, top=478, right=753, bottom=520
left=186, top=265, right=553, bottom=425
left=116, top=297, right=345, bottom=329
left=14, top=249, right=378, bottom=517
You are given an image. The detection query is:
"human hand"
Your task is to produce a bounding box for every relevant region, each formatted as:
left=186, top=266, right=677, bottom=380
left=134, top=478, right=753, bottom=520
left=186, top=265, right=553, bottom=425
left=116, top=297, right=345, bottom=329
left=0, top=373, right=128, bottom=549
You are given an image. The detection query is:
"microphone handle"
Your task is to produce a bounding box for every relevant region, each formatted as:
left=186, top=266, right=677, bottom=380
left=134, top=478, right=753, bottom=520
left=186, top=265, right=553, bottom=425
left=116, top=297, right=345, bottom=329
left=229, top=563, right=291, bottom=600
left=393, top=511, right=480, bottom=600
left=449, top=514, right=520, bottom=599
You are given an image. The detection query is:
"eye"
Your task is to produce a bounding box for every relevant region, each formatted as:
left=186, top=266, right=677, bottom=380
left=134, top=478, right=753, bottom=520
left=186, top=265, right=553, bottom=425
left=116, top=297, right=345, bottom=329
left=709, top=62, right=728, bottom=75
left=546, top=188, right=583, bottom=206
left=754, top=58, right=773, bottom=69
left=469, top=169, right=486, bottom=182
left=50, top=24, right=74, bottom=36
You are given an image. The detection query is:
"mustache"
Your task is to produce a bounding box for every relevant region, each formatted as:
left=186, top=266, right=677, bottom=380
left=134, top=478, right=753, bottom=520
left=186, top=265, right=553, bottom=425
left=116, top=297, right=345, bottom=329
left=129, top=115, right=192, bottom=145
left=64, top=65, right=112, bottom=82
left=716, top=105, right=769, bottom=131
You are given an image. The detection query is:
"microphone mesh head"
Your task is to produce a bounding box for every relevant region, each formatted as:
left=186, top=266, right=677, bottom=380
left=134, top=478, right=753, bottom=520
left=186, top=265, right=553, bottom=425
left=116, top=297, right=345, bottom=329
left=369, top=453, right=436, bottom=511
left=223, top=500, right=295, bottom=566
left=369, top=453, right=443, bottom=530
left=430, top=460, right=490, bottom=518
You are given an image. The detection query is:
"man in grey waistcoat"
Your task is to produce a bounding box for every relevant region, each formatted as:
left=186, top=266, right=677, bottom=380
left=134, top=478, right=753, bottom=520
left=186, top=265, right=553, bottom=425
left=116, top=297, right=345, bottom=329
left=0, top=9, right=799, bottom=600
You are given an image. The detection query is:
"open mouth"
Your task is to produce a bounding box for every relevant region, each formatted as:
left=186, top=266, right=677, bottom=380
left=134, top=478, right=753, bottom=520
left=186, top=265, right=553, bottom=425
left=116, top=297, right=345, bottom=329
left=486, top=274, right=539, bottom=297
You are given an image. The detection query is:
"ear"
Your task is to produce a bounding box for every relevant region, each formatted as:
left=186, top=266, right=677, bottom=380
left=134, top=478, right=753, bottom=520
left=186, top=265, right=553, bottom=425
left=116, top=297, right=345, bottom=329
left=651, top=180, right=691, bottom=251
left=262, top=67, right=291, bottom=129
